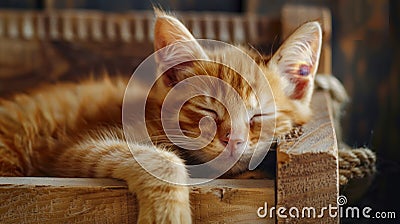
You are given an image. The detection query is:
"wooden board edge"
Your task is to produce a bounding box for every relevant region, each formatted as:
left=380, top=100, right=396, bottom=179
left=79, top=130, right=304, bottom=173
left=276, top=91, right=339, bottom=224
left=0, top=177, right=275, bottom=223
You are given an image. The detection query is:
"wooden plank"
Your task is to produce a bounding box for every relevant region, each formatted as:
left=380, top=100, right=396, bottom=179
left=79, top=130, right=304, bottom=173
left=192, top=179, right=275, bottom=224
left=0, top=178, right=138, bottom=224
left=0, top=177, right=274, bottom=223
left=276, top=91, right=339, bottom=223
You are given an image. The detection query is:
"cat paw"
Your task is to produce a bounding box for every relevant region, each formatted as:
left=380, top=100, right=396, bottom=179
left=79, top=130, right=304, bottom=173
left=315, top=74, right=349, bottom=103
left=136, top=185, right=192, bottom=224
left=123, top=146, right=192, bottom=223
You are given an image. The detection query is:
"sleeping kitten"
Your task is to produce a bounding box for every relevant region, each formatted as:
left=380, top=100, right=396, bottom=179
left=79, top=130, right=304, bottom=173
left=0, top=10, right=321, bottom=223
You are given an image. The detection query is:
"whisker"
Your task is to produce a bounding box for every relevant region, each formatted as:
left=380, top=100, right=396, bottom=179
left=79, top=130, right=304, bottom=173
left=248, top=43, right=263, bottom=61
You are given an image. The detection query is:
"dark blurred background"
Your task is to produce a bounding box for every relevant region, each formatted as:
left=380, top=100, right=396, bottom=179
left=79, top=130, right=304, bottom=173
left=0, top=0, right=398, bottom=222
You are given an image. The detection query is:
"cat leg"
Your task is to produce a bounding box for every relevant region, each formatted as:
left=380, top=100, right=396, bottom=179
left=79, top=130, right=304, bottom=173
left=0, top=145, right=25, bottom=176
left=49, top=138, right=191, bottom=224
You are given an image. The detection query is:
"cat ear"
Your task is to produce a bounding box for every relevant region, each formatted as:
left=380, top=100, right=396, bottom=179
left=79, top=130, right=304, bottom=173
left=153, top=10, right=209, bottom=71
left=269, top=22, right=322, bottom=104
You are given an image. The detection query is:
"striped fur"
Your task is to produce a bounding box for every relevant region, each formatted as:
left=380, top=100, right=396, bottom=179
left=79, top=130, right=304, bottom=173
left=0, top=11, right=321, bottom=224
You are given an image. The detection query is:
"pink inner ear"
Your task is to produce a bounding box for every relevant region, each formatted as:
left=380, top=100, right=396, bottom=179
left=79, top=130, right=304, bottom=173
left=270, top=22, right=321, bottom=102
left=288, top=76, right=310, bottom=100
left=283, top=63, right=314, bottom=100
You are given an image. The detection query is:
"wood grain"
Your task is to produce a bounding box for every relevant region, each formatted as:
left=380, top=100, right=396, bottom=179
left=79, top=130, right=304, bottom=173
left=276, top=91, right=339, bottom=224
left=0, top=177, right=274, bottom=224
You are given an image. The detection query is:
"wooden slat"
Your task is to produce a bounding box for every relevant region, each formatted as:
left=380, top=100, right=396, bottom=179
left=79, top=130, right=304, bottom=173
left=276, top=91, right=339, bottom=223
left=0, top=10, right=279, bottom=96
left=0, top=10, right=277, bottom=44
left=0, top=177, right=275, bottom=224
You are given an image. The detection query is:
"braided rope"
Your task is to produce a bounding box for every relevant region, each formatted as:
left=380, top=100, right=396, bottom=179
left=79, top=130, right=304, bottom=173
left=338, top=146, right=376, bottom=185
left=278, top=126, right=376, bottom=186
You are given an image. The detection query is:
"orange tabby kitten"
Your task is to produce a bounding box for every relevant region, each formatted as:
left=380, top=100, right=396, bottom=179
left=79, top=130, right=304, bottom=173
left=0, top=11, right=321, bottom=223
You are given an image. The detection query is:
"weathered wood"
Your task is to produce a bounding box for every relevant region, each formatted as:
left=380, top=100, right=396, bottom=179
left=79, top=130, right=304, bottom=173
left=191, top=179, right=275, bottom=224
left=0, top=177, right=274, bottom=224
left=276, top=91, right=339, bottom=223
left=0, top=178, right=138, bottom=223
left=0, top=10, right=279, bottom=96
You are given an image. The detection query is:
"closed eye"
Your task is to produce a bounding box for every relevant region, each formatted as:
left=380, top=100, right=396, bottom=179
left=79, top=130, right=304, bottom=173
left=252, top=113, right=274, bottom=118
left=250, top=113, right=275, bottom=122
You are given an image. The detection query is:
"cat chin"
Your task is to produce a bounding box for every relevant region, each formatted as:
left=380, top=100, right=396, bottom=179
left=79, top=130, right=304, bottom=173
left=184, top=145, right=267, bottom=176
left=215, top=148, right=270, bottom=176
left=210, top=154, right=252, bottom=176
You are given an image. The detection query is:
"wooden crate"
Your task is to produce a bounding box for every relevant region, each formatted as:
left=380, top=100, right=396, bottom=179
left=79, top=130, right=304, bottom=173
left=0, top=5, right=338, bottom=224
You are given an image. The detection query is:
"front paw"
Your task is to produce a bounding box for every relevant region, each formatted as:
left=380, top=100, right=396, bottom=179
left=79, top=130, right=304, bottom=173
left=136, top=185, right=192, bottom=224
